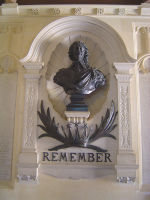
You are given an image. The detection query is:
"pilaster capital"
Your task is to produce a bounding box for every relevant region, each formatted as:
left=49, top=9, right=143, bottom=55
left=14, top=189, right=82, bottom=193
left=114, top=62, right=135, bottom=74
left=115, top=74, right=132, bottom=83
left=23, top=62, right=43, bottom=70
left=22, top=62, right=43, bottom=79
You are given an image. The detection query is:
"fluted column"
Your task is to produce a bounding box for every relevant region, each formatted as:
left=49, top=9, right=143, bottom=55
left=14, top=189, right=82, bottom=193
left=18, top=63, right=42, bottom=183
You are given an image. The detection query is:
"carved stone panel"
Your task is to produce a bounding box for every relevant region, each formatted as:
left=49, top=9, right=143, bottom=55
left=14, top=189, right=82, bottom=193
left=0, top=73, right=17, bottom=180
left=119, top=84, right=131, bottom=150
left=23, top=75, right=40, bottom=151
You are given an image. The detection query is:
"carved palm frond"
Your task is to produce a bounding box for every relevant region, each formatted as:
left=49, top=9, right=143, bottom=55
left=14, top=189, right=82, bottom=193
left=38, top=101, right=65, bottom=143
left=89, top=101, right=117, bottom=143
left=38, top=100, right=117, bottom=152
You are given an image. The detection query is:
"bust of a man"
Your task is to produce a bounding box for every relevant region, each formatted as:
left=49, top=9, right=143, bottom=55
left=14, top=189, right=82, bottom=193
left=53, top=41, right=106, bottom=95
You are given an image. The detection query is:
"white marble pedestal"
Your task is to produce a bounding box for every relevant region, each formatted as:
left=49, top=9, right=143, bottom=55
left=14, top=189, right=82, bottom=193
left=65, top=111, right=90, bottom=123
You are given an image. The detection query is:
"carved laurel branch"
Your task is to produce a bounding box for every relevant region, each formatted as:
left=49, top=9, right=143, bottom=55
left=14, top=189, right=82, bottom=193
left=38, top=100, right=117, bottom=152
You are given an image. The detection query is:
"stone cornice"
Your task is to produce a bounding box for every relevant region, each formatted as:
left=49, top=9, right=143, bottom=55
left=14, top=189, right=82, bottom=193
left=0, top=3, right=150, bottom=17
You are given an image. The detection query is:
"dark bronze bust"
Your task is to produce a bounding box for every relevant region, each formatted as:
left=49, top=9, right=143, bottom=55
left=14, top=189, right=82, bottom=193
left=53, top=41, right=106, bottom=96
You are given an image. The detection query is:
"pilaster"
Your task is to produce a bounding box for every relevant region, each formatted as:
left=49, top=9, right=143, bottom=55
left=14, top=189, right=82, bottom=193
left=17, top=62, right=42, bottom=183
left=114, top=63, right=138, bottom=183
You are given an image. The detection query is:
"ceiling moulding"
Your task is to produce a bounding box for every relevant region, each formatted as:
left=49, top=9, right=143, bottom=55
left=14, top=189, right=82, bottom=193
left=0, top=3, right=150, bottom=17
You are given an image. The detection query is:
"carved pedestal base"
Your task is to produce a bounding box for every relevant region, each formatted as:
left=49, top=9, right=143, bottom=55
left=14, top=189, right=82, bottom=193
left=17, top=152, right=39, bottom=183
left=65, top=111, right=90, bottom=123
left=115, top=151, right=138, bottom=183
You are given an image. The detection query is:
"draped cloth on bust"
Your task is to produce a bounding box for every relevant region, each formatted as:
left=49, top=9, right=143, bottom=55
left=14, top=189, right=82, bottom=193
left=53, top=62, right=106, bottom=95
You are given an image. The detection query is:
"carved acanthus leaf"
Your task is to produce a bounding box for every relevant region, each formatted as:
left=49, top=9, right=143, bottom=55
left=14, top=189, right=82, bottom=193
left=120, top=85, right=131, bottom=150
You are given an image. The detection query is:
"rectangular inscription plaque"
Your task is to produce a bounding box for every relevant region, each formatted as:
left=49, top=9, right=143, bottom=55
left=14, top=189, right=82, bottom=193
left=40, top=151, right=116, bottom=165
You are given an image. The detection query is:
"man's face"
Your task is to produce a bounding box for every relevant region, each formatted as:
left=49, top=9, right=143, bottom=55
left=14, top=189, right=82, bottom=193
left=72, top=43, right=85, bottom=62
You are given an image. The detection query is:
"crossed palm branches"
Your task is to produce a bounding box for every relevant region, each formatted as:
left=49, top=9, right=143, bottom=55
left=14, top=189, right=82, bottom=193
left=38, top=100, right=117, bottom=152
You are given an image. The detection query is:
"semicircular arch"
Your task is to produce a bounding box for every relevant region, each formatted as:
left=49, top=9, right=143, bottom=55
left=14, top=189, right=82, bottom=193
left=20, top=16, right=134, bottom=65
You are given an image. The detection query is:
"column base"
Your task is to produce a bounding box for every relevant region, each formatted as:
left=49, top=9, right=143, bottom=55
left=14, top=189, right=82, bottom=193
left=17, top=152, right=39, bottom=183
left=115, top=151, right=138, bottom=183
left=140, top=184, right=150, bottom=192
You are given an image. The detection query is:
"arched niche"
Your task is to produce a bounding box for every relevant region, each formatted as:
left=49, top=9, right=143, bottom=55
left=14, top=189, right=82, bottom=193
left=21, top=15, right=135, bottom=123
left=21, top=16, right=134, bottom=64
left=18, top=16, right=138, bottom=182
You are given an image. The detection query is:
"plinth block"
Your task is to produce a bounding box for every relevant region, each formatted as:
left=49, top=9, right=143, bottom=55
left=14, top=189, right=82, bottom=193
left=115, top=151, right=138, bottom=183
left=65, top=111, right=90, bottom=123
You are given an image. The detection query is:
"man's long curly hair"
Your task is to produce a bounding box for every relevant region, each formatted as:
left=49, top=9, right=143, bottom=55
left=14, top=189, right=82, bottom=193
left=68, top=41, right=88, bottom=64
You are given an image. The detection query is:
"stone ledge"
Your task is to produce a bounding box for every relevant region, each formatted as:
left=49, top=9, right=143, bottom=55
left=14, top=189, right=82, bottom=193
left=0, top=3, right=150, bottom=17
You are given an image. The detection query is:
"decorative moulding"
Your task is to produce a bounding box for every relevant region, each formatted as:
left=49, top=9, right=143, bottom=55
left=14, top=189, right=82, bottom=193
left=73, top=7, right=82, bottom=15
left=1, top=4, right=150, bottom=17
left=114, top=62, right=136, bottom=74
left=133, top=22, right=150, bottom=34
left=136, top=54, right=150, bottom=73
left=1, top=3, right=18, bottom=15
left=49, top=8, right=60, bottom=16
left=22, top=62, right=43, bottom=70
left=96, top=8, right=104, bottom=15
left=20, top=16, right=134, bottom=66
left=140, top=3, right=150, bottom=16
left=65, top=111, right=90, bottom=123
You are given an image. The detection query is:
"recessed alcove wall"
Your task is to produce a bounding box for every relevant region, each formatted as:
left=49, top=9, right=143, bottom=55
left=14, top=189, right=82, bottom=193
left=37, top=22, right=119, bottom=175
left=44, top=34, right=111, bottom=119
left=37, top=16, right=134, bottom=123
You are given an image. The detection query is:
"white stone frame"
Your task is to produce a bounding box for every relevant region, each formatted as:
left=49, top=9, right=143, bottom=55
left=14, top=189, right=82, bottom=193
left=114, top=63, right=138, bottom=183
left=17, top=63, right=42, bottom=183
left=18, top=16, right=138, bottom=183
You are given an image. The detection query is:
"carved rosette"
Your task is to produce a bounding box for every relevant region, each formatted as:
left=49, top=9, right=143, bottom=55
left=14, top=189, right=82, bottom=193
left=73, top=8, right=82, bottom=15
left=117, top=8, right=126, bottom=16
left=96, top=8, right=104, bottom=15
left=49, top=8, right=60, bottom=16
left=31, top=9, right=39, bottom=16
